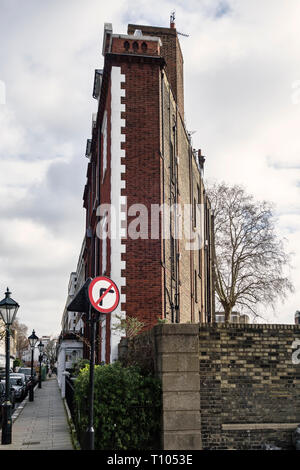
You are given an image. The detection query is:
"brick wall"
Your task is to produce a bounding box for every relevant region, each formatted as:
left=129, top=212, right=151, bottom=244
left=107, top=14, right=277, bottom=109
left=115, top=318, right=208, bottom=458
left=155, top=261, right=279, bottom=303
left=81, top=23, right=215, bottom=363
left=199, top=323, right=300, bottom=450
left=160, top=72, right=213, bottom=325
left=119, top=55, right=163, bottom=330
left=111, top=36, right=161, bottom=56
left=119, top=323, right=300, bottom=450
left=127, top=24, right=184, bottom=118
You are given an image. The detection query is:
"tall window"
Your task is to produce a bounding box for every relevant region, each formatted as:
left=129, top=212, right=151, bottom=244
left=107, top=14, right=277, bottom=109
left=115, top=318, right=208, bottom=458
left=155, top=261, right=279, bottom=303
left=170, top=140, right=175, bottom=182
left=92, top=234, right=95, bottom=277
left=193, top=197, right=197, bottom=228
left=102, top=111, right=107, bottom=182
left=94, top=237, right=98, bottom=277
left=194, top=270, right=198, bottom=303
left=171, top=235, right=175, bottom=280
left=92, top=161, right=96, bottom=204
left=198, top=234, right=202, bottom=277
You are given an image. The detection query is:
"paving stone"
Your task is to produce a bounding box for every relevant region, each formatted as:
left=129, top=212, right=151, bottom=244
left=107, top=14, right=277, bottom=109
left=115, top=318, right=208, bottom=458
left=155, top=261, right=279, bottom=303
left=0, top=377, right=73, bottom=450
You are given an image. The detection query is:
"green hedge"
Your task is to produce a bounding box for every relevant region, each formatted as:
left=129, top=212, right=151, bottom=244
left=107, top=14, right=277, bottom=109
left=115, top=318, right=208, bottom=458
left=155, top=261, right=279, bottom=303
left=74, top=361, right=161, bottom=450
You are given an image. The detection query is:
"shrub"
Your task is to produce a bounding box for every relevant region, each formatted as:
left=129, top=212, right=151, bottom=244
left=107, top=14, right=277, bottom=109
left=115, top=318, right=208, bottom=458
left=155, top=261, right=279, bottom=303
left=112, top=314, right=145, bottom=338
left=74, top=361, right=161, bottom=450
left=13, top=358, right=23, bottom=369
left=72, top=358, right=90, bottom=377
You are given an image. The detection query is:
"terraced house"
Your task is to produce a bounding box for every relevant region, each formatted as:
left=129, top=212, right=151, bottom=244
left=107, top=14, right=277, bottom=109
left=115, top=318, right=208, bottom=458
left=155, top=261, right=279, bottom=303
left=72, top=19, right=215, bottom=363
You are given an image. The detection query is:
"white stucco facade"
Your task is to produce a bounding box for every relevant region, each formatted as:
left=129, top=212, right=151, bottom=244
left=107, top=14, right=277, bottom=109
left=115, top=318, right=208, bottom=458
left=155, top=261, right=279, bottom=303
left=0, top=322, right=17, bottom=368
left=109, top=66, right=126, bottom=362
left=57, top=338, right=83, bottom=397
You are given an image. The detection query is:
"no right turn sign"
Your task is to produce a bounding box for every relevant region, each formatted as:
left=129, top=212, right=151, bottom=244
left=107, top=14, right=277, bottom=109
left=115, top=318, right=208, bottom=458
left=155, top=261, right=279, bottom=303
left=88, top=276, right=120, bottom=314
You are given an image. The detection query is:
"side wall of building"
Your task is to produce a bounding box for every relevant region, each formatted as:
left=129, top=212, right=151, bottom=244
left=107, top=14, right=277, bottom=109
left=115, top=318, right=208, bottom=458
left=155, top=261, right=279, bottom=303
left=160, top=74, right=213, bottom=325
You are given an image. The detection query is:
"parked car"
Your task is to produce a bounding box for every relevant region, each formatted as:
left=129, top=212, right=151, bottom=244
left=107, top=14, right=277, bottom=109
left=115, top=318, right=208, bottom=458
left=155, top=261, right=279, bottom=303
left=0, top=381, right=16, bottom=409
left=0, top=368, right=13, bottom=380
left=18, top=367, right=37, bottom=385
left=9, top=375, right=26, bottom=401
left=10, top=372, right=26, bottom=383
left=10, top=373, right=28, bottom=397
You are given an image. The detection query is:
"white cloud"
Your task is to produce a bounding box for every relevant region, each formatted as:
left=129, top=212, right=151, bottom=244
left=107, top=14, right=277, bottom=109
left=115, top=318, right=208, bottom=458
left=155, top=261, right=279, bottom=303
left=0, top=0, right=299, bottom=334
left=185, top=0, right=300, bottom=323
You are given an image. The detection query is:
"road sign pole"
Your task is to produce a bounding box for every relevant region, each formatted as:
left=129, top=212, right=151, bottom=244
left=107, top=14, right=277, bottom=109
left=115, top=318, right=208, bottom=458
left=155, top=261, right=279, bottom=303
left=85, top=304, right=96, bottom=451
left=83, top=276, right=120, bottom=450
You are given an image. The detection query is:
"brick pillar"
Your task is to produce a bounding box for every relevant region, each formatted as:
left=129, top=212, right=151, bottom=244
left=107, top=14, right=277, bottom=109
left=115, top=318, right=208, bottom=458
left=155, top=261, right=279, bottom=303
left=153, top=324, right=202, bottom=450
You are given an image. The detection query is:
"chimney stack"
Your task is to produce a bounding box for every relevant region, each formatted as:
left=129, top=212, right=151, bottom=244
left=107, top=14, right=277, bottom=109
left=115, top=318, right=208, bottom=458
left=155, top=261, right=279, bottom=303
left=127, top=21, right=185, bottom=118
left=170, top=11, right=176, bottom=29
left=198, top=149, right=206, bottom=170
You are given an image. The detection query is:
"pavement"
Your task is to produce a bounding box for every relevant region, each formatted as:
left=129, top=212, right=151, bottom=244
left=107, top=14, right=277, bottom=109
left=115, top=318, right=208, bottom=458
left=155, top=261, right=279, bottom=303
left=0, top=376, right=74, bottom=450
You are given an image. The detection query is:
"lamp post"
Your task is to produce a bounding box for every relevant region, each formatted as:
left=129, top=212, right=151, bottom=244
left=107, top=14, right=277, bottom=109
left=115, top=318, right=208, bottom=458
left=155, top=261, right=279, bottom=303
left=38, top=341, right=44, bottom=388
left=0, top=288, right=19, bottom=445
left=28, top=330, right=38, bottom=401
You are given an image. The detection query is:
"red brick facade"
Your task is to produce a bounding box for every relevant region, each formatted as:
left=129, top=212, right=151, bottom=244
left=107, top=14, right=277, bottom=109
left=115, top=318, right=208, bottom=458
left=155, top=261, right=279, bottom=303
left=80, top=22, right=215, bottom=363
left=119, top=56, right=162, bottom=329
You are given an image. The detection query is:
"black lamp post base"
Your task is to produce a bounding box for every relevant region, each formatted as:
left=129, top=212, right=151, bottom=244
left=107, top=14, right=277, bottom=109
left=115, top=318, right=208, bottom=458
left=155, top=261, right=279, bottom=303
left=1, top=402, right=12, bottom=445
left=29, top=385, right=34, bottom=402
left=38, top=354, right=43, bottom=389
left=84, top=427, right=95, bottom=450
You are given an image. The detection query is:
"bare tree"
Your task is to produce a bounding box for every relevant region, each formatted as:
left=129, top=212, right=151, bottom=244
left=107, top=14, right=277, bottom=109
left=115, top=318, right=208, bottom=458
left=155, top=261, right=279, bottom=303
left=207, top=182, right=294, bottom=322
left=112, top=314, right=145, bottom=338
left=0, top=321, right=5, bottom=341
left=45, top=339, right=57, bottom=368
left=13, top=320, right=29, bottom=359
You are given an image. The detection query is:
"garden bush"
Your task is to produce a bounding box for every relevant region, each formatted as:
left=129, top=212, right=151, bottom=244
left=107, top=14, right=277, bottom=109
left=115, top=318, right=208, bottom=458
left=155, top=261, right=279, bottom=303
left=74, top=361, right=161, bottom=450
left=72, top=358, right=90, bottom=377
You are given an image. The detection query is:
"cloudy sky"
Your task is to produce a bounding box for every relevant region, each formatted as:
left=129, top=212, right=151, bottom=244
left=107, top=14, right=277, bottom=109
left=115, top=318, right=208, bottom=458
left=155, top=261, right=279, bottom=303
left=0, top=0, right=299, bottom=336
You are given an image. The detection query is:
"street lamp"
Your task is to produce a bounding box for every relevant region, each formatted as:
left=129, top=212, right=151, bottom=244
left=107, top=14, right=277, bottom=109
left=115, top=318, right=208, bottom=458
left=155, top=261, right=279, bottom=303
left=28, top=330, right=38, bottom=401
left=37, top=340, right=44, bottom=388
left=0, top=287, right=19, bottom=445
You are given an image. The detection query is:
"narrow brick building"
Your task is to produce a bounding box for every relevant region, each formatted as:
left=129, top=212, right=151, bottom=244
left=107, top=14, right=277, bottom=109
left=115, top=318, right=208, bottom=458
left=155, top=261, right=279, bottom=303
left=79, top=20, right=215, bottom=363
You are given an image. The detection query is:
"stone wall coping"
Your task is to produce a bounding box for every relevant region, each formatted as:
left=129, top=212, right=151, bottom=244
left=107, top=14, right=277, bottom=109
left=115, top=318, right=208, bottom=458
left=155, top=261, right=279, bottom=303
left=126, top=323, right=300, bottom=344
left=199, top=323, right=300, bottom=331
left=153, top=324, right=200, bottom=336
left=222, top=423, right=299, bottom=431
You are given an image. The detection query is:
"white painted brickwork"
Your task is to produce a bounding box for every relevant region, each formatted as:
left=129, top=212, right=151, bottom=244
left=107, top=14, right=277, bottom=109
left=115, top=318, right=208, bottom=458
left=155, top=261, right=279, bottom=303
left=110, top=66, right=126, bottom=362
